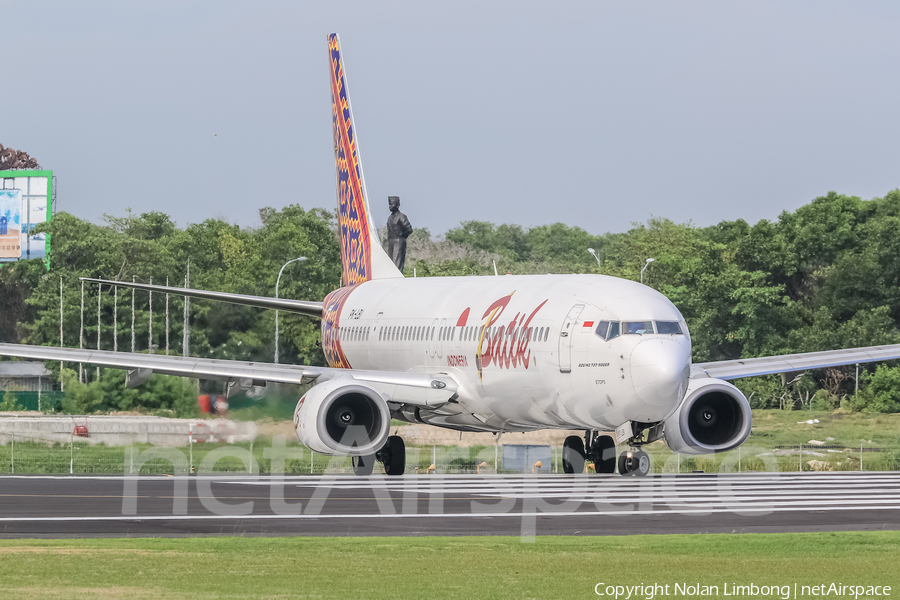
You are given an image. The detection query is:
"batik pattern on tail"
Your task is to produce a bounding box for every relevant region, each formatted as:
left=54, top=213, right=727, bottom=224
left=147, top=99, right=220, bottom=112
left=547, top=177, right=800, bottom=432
left=321, top=285, right=355, bottom=369
left=329, top=33, right=373, bottom=286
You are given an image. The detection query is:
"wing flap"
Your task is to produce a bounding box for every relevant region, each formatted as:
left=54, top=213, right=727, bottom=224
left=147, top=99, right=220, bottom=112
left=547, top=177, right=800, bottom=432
left=692, top=344, right=900, bottom=380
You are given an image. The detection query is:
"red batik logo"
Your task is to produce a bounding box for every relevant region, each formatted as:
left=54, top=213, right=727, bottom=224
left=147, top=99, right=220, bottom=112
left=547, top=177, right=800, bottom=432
left=476, top=292, right=548, bottom=381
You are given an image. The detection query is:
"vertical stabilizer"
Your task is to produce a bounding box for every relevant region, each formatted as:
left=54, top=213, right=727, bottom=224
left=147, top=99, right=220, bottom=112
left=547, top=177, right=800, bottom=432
left=328, top=33, right=403, bottom=284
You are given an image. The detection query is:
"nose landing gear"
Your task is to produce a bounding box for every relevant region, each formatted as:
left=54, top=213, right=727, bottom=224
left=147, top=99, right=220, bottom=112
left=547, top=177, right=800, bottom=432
left=618, top=448, right=651, bottom=476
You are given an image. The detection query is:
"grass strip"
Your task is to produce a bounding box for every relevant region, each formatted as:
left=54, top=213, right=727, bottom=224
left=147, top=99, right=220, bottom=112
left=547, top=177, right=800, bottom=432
left=0, top=532, right=897, bottom=599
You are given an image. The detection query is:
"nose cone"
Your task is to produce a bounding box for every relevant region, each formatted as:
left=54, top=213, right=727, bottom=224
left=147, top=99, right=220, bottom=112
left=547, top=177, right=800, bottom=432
left=630, top=338, right=691, bottom=408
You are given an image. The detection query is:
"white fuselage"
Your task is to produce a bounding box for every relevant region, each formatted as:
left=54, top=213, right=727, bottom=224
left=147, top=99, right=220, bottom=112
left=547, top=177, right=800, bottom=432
left=325, top=274, right=693, bottom=433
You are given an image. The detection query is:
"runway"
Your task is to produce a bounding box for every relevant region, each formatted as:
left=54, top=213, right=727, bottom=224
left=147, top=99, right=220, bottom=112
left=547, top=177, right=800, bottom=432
left=1, top=471, right=899, bottom=538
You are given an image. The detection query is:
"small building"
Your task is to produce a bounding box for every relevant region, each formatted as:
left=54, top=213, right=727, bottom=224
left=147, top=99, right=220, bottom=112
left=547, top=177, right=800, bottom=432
left=0, top=362, right=53, bottom=392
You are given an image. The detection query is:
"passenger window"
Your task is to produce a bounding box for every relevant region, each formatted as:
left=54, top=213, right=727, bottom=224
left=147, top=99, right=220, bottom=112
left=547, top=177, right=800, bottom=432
left=623, top=321, right=654, bottom=335
left=542, top=327, right=549, bottom=342
left=656, top=321, right=682, bottom=335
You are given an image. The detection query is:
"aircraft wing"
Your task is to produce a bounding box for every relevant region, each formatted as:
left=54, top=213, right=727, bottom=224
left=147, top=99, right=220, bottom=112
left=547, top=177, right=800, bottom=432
left=691, top=343, right=900, bottom=381
left=80, top=278, right=323, bottom=318
left=0, top=344, right=457, bottom=407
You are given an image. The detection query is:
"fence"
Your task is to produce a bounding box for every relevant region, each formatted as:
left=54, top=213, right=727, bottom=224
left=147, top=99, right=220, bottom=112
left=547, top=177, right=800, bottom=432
left=0, top=391, right=65, bottom=412
left=0, top=434, right=898, bottom=475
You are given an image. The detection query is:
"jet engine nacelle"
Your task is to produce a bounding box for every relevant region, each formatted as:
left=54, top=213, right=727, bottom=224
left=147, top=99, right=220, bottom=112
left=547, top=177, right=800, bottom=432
left=293, top=379, right=391, bottom=456
left=663, top=378, right=752, bottom=455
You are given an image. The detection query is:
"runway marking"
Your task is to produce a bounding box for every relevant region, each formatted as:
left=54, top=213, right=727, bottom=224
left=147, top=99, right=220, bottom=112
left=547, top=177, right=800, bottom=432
left=0, top=503, right=899, bottom=523
left=5, top=473, right=900, bottom=481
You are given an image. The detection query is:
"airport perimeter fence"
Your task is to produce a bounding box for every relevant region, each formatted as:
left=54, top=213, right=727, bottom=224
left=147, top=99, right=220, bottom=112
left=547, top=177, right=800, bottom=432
left=0, top=432, right=897, bottom=475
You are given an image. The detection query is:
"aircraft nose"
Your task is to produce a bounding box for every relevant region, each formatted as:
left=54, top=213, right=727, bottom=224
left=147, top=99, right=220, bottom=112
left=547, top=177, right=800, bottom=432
left=630, top=338, right=691, bottom=408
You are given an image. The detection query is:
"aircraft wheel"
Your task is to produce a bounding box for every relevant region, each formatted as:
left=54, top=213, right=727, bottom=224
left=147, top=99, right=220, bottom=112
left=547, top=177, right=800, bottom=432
left=634, top=450, right=651, bottom=477
left=618, top=452, right=631, bottom=476
left=562, top=435, right=585, bottom=474
left=352, top=454, right=375, bottom=476
left=591, top=435, right=617, bottom=474
left=380, top=435, right=406, bottom=476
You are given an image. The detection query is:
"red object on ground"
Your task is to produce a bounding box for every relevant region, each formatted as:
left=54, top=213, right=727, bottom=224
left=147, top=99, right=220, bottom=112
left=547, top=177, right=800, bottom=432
left=73, top=425, right=89, bottom=438
left=198, top=394, right=212, bottom=414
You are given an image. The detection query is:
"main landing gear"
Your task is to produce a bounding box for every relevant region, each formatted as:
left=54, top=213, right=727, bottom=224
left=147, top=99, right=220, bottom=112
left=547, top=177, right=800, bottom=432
left=562, top=431, right=616, bottom=474
left=353, top=435, right=406, bottom=476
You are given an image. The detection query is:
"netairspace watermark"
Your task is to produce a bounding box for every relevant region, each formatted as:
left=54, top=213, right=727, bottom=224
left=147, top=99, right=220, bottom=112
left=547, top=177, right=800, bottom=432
left=594, top=583, right=892, bottom=600
left=118, top=437, right=793, bottom=542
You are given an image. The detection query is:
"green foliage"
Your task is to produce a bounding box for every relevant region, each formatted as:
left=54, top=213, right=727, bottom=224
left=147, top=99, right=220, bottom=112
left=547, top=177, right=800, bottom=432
left=7, top=206, right=340, bottom=372
left=847, top=365, right=900, bottom=413
left=0, top=391, right=24, bottom=411
left=59, top=369, right=105, bottom=414
left=58, top=368, right=200, bottom=416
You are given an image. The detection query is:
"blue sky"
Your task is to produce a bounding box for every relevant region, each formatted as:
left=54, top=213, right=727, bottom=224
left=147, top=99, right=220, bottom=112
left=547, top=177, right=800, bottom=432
left=4, top=1, right=899, bottom=235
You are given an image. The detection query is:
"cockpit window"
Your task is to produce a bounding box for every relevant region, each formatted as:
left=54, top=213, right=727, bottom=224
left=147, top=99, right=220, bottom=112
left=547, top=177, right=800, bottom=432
left=656, top=321, right=683, bottom=335
left=594, top=320, right=620, bottom=341
left=623, top=321, right=654, bottom=335
left=608, top=321, right=620, bottom=339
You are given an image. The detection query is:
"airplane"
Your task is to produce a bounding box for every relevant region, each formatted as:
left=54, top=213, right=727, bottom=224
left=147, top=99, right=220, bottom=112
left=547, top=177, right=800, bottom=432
left=3, top=33, right=900, bottom=477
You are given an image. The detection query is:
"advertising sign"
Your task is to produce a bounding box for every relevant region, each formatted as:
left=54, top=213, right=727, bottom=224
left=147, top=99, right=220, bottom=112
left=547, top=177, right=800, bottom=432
left=0, top=189, right=22, bottom=260
left=0, top=171, right=52, bottom=266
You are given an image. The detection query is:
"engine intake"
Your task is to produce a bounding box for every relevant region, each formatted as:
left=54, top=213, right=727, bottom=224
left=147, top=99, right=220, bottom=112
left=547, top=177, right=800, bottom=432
left=294, top=380, right=390, bottom=456
left=663, top=378, right=751, bottom=455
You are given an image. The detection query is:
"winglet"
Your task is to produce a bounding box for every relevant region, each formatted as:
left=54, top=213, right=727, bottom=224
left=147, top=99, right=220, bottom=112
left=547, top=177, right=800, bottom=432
left=328, top=33, right=403, bottom=285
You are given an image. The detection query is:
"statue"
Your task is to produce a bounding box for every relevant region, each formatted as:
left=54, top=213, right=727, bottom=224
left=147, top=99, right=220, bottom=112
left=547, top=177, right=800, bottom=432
left=386, top=195, right=413, bottom=272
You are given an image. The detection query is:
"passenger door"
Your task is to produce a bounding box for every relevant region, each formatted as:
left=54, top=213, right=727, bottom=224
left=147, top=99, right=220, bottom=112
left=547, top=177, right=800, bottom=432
left=558, top=304, right=584, bottom=373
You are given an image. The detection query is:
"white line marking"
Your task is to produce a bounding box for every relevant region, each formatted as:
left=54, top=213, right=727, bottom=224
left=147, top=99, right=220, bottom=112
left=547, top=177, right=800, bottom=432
left=1, top=503, right=899, bottom=522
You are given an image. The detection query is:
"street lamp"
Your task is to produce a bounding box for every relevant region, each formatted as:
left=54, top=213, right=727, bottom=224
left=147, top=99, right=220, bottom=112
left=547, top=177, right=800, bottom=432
left=275, top=257, right=307, bottom=364
left=640, top=258, right=655, bottom=284
left=587, top=248, right=601, bottom=271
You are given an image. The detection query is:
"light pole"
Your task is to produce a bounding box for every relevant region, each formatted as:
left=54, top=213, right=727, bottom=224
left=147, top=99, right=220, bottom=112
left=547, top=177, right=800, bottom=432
left=275, top=257, right=307, bottom=364
left=640, top=258, right=655, bottom=284
left=587, top=248, right=601, bottom=271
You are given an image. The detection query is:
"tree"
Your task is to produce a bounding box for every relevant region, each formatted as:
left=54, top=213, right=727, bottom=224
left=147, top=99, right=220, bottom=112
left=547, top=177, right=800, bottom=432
left=847, top=365, right=900, bottom=413
left=0, top=144, right=39, bottom=170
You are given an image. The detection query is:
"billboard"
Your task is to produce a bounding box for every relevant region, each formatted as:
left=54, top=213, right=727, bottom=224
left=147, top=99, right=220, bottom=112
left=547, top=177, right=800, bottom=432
left=0, top=189, right=22, bottom=259
left=0, top=170, right=53, bottom=268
